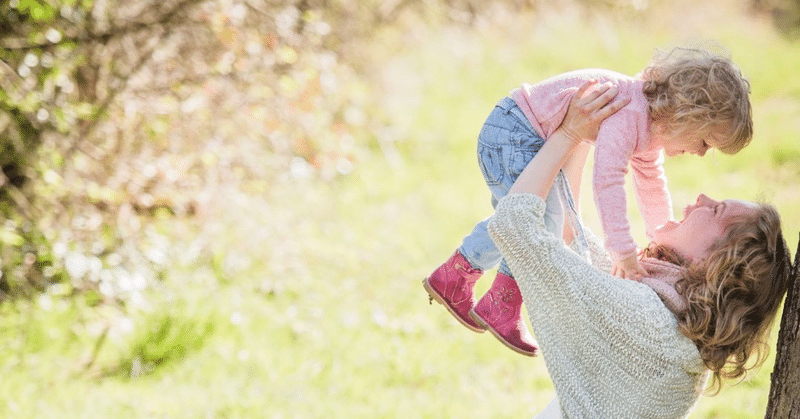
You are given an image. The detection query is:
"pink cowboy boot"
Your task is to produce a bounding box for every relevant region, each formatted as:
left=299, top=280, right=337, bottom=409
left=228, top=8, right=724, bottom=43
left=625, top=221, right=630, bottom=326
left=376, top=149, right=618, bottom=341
left=470, top=272, right=539, bottom=356
left=423, top=250, right=486, bottom=333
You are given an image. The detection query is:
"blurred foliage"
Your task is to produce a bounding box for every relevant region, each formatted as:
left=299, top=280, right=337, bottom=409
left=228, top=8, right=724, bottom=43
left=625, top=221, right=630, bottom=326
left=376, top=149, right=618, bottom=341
left=752, top=0, right=800, bottom=38
left=0, top=0, right=397, bottom=303
left=110, top=308, right=215, bottom=379
left=0, top=0, right=602, bottom=303
left=0, top=0, right=797, bottom=308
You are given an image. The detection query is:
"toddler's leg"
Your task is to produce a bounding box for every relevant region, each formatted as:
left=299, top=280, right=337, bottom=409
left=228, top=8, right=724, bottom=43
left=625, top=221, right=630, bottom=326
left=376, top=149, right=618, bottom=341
left=471, top=185, right=563, bottom=356
left=459, top=96, right=546, bottom=270
left=424, top=97, right=544, bottom=335
left=467, top=98, right=563, bottom=356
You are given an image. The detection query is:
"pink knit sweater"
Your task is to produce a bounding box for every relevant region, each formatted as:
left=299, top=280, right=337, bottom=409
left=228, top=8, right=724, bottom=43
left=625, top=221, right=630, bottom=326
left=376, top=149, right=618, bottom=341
left=511, top=69, right=673, bottom=260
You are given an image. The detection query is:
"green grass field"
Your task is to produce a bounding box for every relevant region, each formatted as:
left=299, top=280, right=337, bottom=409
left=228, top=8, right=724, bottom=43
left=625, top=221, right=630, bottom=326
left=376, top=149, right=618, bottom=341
left=2, top=1, right=800, bottom=418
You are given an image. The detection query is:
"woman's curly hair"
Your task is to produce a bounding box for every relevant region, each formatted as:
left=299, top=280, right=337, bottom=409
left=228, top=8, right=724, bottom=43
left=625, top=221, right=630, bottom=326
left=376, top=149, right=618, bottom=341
left=642, top=203, right=791, bottom=394
left=641, top=46, right=753, bottom=155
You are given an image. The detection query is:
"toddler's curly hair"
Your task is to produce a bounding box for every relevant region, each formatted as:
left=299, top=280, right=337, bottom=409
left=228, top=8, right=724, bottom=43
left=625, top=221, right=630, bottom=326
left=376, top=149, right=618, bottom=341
left=641, top=46, right=752, bottom=154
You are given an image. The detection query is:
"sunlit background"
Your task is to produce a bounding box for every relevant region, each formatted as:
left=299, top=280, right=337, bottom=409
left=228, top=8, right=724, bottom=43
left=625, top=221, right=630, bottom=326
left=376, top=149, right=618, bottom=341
left=0, top=0, right=798, bottom=417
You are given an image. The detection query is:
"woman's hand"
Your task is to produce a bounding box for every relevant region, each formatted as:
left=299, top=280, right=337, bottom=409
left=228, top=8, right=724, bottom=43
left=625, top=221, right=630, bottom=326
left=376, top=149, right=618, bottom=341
left=560, top=80, right=631, bottom=145
left=508, top=79, right=629, bottom=199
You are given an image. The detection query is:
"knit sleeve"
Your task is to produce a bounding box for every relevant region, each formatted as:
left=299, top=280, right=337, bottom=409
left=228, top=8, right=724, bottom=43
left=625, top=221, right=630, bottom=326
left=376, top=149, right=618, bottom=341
left=488, top=193, right=705, bottom=418
left=570, top=226, right=612, bottom=274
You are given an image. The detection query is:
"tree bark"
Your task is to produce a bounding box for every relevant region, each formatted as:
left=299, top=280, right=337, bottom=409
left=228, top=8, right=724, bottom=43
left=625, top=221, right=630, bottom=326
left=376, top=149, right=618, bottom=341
left=764, top=234, right=800, bottom=419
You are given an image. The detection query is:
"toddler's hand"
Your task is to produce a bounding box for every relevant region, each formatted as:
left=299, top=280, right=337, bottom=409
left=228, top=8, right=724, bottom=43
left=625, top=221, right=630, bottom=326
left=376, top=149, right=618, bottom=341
left=611, top=255, right=647, bottom=280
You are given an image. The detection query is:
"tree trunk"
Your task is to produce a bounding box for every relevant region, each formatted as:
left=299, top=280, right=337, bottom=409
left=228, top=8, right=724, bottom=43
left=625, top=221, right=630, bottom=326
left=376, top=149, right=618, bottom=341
left=764, top=234, right=800, bottom=419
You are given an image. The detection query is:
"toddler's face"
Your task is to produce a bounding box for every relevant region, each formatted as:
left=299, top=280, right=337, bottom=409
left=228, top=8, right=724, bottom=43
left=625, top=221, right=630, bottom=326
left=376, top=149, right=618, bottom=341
left=661, top=132, right=710, bottom=157
left=654, top=121, right=732, bottom=157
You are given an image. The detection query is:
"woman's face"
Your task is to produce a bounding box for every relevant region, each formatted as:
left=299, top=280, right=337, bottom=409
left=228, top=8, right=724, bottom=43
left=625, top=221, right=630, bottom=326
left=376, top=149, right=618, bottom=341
left=652, top=194, right=759, bottom=262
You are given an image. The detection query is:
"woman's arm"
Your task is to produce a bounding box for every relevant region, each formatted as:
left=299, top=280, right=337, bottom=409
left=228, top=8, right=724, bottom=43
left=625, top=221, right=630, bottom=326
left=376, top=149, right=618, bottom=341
left=561, top=142, right=590, bottom=244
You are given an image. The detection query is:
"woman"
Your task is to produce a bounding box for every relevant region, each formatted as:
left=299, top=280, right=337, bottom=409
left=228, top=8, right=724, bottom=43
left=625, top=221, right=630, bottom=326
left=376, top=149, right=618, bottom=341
left=489, top=82, right=791, bottom=418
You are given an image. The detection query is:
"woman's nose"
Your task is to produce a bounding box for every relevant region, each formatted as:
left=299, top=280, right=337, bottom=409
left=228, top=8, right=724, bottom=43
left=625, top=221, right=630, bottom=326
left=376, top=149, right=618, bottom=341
left=697, top=194, right=719, bottom=207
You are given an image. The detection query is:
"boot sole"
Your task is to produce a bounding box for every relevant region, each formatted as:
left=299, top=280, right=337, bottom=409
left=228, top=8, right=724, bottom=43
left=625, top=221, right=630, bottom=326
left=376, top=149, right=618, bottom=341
left=469, top=309, right=538, bottom=357
left=422, top=277, right=485, bottom=333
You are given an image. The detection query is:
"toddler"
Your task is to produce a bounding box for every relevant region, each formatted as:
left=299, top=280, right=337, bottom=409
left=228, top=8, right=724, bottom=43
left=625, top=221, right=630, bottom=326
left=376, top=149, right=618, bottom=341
left=423, top=46, right=753, bottom=356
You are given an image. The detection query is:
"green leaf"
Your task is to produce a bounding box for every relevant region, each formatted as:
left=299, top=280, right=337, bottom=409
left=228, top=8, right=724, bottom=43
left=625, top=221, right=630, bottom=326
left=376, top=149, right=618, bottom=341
left=17, top=0, right=55, bottom=22
left=0, top=228, right=24, bottom=246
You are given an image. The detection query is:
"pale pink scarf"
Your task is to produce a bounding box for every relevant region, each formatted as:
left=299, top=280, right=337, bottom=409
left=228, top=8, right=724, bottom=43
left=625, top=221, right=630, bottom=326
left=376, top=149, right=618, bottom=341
left=636, top=258, right=689, bottom=314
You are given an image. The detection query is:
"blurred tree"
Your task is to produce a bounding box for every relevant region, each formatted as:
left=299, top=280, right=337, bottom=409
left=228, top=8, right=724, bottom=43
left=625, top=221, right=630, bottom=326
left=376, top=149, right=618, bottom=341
left=0, top=0, right=552, bottom=302
left=0, top=0, right=655, bottom=305
left=0, top=0, right=210, bottom=298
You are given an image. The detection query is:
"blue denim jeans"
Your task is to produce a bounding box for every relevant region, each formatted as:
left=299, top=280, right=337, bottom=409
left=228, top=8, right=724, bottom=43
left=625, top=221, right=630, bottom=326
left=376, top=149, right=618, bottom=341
left=458, top=97, right=568, bottom=276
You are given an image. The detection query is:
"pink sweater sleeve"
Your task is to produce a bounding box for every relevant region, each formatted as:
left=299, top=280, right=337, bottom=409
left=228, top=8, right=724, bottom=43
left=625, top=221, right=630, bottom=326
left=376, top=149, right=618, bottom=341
left=592, top=109, right=671, bottom=260
left=630, top=149, right=673, bottom=240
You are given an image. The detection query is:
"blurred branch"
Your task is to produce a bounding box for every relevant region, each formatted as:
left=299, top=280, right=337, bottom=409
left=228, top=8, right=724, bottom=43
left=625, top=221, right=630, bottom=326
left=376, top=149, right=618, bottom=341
left=0, top=171, right=36, bottom=219
left=242, top=0, right=270, bottom=16
left=0, top=0, right=206, bottom=51
left=377, top=0, right=421, bottom=23
left=79, top=323, right=111, bottom=373
left=0, top=59, right=25, bottom=101
left=53, top=0, right=209, bottom=160
left=1, top=30, right=115, bottom=51
left=64, top=27, right=175, bottom=161
left=128, top=71, right=217, bottom=95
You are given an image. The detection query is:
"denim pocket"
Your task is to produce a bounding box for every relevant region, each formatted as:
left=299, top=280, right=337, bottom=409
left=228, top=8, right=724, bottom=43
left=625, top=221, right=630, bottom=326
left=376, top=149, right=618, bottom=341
left=507, top=119, right=543, bottom=182
left=478, top=143, right=505, bottom=186
left=509, top=148, right=536, bottom=180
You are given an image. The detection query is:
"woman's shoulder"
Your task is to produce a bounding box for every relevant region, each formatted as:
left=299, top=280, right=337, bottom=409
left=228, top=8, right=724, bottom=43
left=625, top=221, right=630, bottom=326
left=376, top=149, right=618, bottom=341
left=608, top=278, right=703, bottom=369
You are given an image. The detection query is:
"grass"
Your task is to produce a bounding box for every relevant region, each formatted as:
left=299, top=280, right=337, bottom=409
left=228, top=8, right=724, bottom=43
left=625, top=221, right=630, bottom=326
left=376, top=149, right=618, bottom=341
left=2, top=1, right=800, bottom=418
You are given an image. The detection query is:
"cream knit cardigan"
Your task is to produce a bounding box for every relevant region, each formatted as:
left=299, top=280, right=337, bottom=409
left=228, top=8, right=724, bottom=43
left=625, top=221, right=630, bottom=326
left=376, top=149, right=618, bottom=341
left=488, top=193, right=709, bottom=419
